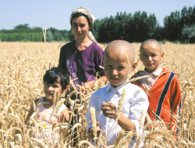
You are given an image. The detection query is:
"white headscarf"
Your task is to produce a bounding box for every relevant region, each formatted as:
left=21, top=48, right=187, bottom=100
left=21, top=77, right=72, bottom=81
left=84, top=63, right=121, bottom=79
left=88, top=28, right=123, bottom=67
left=70, top=7, right=97, bottom=43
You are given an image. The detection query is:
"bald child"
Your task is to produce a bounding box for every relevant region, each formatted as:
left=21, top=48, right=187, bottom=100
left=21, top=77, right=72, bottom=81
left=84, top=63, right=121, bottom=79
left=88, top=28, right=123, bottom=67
left=86, top=40, right=149, bottom=147
left=132, top=39, right=182, bottom=131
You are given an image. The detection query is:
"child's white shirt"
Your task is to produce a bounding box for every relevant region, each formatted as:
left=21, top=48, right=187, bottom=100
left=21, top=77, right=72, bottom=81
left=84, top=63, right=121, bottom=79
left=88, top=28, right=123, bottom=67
left=36, top=97, right=66, bottom=124
left=86, top=82, right=149, bottom=146
left=34, top=97, right=66, bottom=144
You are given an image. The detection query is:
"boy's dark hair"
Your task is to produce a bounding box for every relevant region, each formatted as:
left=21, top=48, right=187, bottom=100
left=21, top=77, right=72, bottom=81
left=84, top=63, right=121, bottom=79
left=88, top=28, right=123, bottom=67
left=43, top=67, right=69, bottom=90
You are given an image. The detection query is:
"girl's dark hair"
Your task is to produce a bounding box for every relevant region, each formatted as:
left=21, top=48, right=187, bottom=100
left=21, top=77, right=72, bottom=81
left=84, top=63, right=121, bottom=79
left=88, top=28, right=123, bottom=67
left=70, top=12, right=92, bottom=28
left=43, top=67, right=69, bottom=90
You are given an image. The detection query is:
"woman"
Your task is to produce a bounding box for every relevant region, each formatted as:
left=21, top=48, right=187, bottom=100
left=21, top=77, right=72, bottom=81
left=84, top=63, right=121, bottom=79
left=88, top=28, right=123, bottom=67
left=58, top=7, right=105, bottom=89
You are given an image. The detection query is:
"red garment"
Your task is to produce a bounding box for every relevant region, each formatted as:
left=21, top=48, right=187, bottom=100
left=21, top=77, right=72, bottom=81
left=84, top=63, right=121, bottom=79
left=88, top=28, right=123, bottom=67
left=133, top=67, right=182, bottom=129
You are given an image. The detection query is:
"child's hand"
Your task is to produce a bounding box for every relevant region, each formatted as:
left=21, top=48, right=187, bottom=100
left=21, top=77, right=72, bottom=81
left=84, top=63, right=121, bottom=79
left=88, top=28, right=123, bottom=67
left=59, top=108, right=70, bottom=123
left=101, top=102, right=117, bottom=119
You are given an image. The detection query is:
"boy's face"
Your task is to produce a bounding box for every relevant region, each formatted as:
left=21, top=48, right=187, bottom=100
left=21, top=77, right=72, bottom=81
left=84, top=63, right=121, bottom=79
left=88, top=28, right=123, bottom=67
left=104, top=53, right=130, bottom=87
left=140, top=43, right=164, bottom=73
left=43, top=78, right=63, bottom=101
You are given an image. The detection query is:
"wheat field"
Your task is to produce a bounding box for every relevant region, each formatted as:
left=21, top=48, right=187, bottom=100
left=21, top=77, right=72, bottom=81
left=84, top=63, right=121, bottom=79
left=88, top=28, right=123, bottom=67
left=0, top=42, right=195, bottom=147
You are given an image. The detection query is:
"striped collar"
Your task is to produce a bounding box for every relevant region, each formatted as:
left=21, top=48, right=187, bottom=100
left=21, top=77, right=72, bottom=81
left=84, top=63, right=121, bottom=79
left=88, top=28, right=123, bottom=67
left=144, top=66, right=163, bottom=77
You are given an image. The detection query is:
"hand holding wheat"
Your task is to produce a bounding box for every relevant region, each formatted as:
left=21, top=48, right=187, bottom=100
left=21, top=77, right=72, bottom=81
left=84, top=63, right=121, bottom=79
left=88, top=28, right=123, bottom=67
left=101, top=102, right=117, bottom=119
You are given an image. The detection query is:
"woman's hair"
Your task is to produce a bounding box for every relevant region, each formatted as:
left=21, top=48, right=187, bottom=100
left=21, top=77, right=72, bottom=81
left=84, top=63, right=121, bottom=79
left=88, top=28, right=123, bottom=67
left=43, top=67, right=69, bottom=90
left=70, top=7, right=95, bottom=28
left=70, top=12, right=92, bottom=28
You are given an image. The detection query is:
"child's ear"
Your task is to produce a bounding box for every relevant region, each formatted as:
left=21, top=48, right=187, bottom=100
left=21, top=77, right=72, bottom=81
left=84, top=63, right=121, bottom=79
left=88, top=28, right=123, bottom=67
left=161, top=52, right=164, bottom=58
left=131, top=60, right=139, bottom=71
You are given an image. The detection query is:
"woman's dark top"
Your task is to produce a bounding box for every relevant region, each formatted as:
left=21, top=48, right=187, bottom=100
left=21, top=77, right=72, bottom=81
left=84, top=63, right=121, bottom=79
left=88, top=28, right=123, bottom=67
left=58, top=41, right=104, bottom=85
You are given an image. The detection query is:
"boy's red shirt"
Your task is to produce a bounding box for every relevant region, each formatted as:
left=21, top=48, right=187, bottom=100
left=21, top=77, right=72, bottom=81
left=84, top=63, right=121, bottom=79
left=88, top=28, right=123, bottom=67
left=133, top=67, right=182, bottom=129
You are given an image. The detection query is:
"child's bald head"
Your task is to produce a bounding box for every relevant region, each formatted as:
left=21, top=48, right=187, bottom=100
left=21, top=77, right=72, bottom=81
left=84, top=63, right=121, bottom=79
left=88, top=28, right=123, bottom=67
left=139, top=39, right=164, bottom=72
left=104, top=40, right=136, bottom=87
left=104, top=40, right=135, bottom=65
left=140, top=39, right=162, bottom=53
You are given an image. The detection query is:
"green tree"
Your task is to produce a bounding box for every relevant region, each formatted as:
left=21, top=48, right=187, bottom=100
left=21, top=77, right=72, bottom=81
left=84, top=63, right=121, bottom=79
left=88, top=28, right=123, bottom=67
left=182, top=24, right=195, bottom=43
left=94, top=11, right=157, bottom=42
left=164, top=6, right=195, bottom=42
left=0, top=24, right=69, bottom=42
left=14, top=24, right=30, bottom=31
left=164, top=11, right=181, bottom=41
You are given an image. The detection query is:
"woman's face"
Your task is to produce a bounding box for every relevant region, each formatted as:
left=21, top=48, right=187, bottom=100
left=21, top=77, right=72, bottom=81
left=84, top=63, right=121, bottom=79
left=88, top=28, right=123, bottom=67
left=71, top=16, right=90, bottom=40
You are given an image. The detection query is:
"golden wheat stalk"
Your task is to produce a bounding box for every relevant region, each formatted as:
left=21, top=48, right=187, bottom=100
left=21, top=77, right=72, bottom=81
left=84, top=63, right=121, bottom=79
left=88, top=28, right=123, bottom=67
left=78, top=140, right=94, bottom=148
left=116, top=88, right=126, bottom=121
left=114, top=130, right=125, bottom=146
left=30, top=137, right=48, bottom=148
left=90, top=107, right=97, bottom=142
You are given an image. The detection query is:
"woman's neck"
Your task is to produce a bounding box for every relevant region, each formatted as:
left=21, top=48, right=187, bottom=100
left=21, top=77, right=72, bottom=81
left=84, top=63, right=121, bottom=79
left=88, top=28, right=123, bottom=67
left=75, top=37, right=93, bottom=51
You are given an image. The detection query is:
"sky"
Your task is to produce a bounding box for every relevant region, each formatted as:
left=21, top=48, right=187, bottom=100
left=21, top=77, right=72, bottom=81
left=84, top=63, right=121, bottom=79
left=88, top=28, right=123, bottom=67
left=0, top=0, right=194, bottom=30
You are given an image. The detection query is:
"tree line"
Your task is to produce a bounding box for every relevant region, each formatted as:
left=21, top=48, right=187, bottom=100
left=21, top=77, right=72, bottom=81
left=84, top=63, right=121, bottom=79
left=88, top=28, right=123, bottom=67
left=0, top=5, right=195, bottom=43
left=0, top=24, right=69, bottom=42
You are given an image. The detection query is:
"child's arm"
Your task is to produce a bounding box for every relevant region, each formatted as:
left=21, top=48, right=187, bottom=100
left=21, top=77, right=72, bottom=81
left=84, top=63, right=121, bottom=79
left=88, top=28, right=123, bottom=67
left=25, top=102, right=35, bottom=124
left=25, top=99, right=39, bottom=124
left=117, top=114, right=136, bottom=131
left=170, top=76, right=182, bottom=114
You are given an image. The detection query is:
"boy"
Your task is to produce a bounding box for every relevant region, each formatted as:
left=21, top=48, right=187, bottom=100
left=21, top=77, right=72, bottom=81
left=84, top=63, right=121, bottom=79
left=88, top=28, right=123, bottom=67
left=132, top=39, right=182, bottom=130
left=86, top=40, right=149, bottom=146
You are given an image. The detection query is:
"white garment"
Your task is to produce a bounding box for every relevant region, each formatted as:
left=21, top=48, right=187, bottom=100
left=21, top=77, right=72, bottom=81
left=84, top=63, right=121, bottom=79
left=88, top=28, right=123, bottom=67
left=86, top=82, right=149, bottom=146
left=34, top=97, right=67, bottom=144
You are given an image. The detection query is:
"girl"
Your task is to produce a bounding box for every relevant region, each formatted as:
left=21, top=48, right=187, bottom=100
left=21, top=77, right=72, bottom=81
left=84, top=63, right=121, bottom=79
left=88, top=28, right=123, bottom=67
left=25, top=67, right=70, bottom=145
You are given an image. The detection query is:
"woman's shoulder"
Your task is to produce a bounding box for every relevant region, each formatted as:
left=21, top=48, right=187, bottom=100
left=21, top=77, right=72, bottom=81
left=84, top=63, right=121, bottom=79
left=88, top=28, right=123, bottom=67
left=61, top=41, right=74, bottom=50
left=97, top=43, right=106, bottom=50
left=90, top=42, right=104, bottom=51
left=60, top=41, right=76, bottom=56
